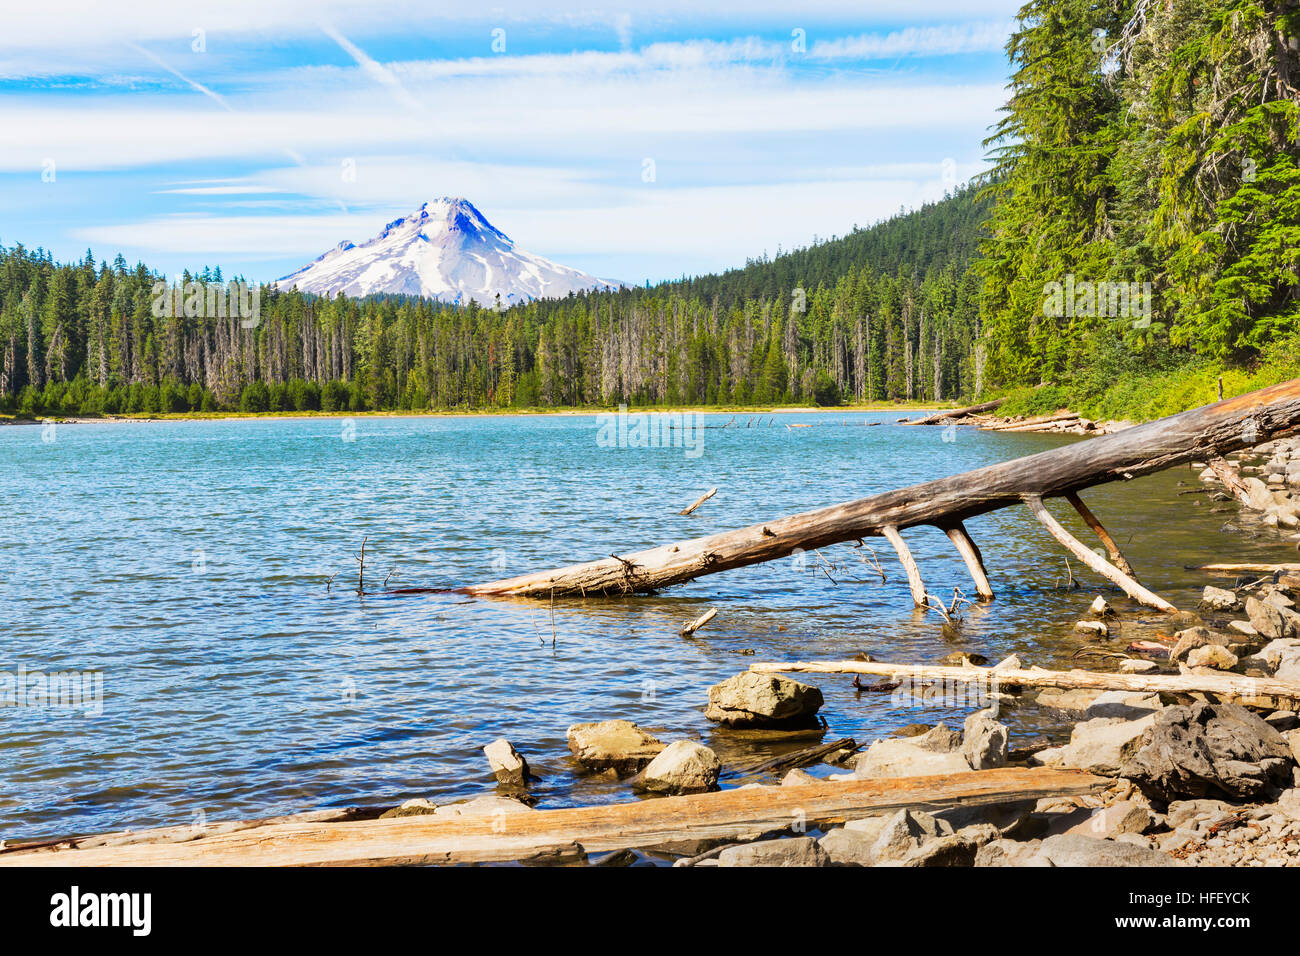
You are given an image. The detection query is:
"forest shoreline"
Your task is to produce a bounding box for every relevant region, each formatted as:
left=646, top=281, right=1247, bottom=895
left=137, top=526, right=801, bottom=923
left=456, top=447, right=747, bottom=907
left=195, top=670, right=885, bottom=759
left=0, top=401, right=951, bottom=426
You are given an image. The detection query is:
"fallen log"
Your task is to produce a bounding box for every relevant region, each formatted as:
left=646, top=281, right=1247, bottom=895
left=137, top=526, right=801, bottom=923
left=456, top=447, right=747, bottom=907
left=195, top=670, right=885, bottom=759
left=463, top=379, right=1300, bottom=599
left=1190, top=563, right=1300, bottom=574
left=899, top=399, right=1005, bottom=426
left=731, top=737, right=857, bottom=775
left=749, top=659, right=1300, bottom=707
left=980, top=411, right=1079, bottom=433
left=0, top=768, right=1105, bottom=867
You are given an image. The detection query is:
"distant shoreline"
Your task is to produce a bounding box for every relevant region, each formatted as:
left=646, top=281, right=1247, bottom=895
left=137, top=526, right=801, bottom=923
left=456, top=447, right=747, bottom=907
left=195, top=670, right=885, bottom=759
left=0, top=402, right=950, bottom=426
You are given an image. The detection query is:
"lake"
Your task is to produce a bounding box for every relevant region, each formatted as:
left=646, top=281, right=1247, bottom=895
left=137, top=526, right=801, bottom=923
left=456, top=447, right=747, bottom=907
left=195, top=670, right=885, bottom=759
left=1, top=411, right=1295, bottom=839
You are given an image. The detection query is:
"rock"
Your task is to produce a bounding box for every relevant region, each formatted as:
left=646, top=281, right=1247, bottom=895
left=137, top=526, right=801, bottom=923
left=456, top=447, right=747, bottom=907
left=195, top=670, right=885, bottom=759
left=1090, top=595, right=1114, bottom=617
left=636, top=740, right=721, bottom=794
left=868, top=809, right=941, bottom=864
left=992, top=654, right=1023, bottom=671
left=1036, top=687, right=1102, bottom=715
left=1286, top=729, right=1300, bottom=763
left=1120, top=702, right=1297, bottom=801
left=1186, top=644, right=1239, bottom=671
left=781, top=768, right=819, bottom=786
left=975, top=839, right=1046, bottom=867
left=1120, top=659, right=1158, bottom=674
left=1166, top=799, right=1236, bottom=830
left=900, top=833, right=980, bottom=867
left=1082, top=691, right=1162, bottom=721
left=1169, top=626, right=1231, bottom=664
left=1051, top=713, right=1158, bottom=775
left=1075, top=620, right=1109, bottom=638
left=704, top=672, right=824, bottom=728
left=1247, top=596, right=1299, bottom=640
left=1200, top=586, right=1241, bottom=612
left=717, top=836, right=828, bottom=867
left=938, top=651, right=988, bottom=666
left=432, top=794, right=534, bottom=818
left=817, top=827, right=878, bottom=866
left=962, top=709, right=1008, bottom=770
left=1277, top=789, right=1300, bottom=820
left=566, top=720, right=665, bottom=774
left=1032, top=833, right=1175, bottom=867
left=483, top=737, right=531, bottom=787
left=1253, top=638, right=1300, bottom=671
left=379, top=797, right=438, bottom=819
left=1065, top=800, right=1153, bottom=839
left=855, top=724, right=971, bottom=778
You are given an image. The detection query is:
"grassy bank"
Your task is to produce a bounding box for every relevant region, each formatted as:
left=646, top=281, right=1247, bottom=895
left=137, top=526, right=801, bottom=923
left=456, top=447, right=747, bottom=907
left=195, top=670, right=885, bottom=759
left=996, top=330, right=1300, bottom=423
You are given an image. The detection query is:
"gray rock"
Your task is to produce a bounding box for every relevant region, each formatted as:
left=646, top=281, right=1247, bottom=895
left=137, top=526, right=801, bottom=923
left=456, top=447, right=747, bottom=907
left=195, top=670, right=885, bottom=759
left=704, top=672, right=824, bottom=728
left=817, top=826, right=878, bottom=866
left=1247, top=597, right=1299, bottom=640
left=781, top=768, right=819, bottom=786
left=1277, top=788, right=1300, bottom=821
left=869, top=808, right=951, bottom=864
left=1033, top=833, right=1176, bottom=867
left=975, top=838, right=1046, bottom=867
left=566, top=720, right=665, bottom=773
left=483, top=737, right=531, bottom=787
left=1200, top=586, right=1241, bottom=613
left=636, top=740, right=721, bottom=794
left=1169, top=626, right=1231, bottom=665
left=432, top=794, right=534, bottom=818
left=1120, top=702, right=1297, bottom=801
left=379, top=797, right=438, bottom=818
left=1036, top=687, right=1102, bottom=716
left=1119, top=659, right=1158, bottom=674
left=1090, top=595, right=1114, bottom=617
left=855, top=724, right=971, bottom=778
left=1166, top=799, right=1237, bottom=830
left=717, top=836, right=828, bottom=867
left=1082, top=691, right=1162, bottom=721
left=1075, top=620, right=1109, bottom=638
left=1186, top=644, right=1239, bottom=671
left=1052, top=713, right=1158, bottom=775
left=901, top=833, right=980, bottom=867
left=1065, top=800, right=1153, bottom=839
left=962, top=709, right=1009, bottom=770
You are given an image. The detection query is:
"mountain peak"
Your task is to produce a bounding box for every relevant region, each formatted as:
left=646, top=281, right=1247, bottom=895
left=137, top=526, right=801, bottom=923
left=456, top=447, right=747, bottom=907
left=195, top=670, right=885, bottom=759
left=279, top=199, right=619, bottom=305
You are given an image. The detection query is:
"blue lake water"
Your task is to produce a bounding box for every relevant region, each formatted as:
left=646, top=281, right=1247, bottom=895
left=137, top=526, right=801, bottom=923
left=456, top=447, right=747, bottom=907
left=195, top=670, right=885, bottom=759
left=1, top=411, right=1295, bottom=839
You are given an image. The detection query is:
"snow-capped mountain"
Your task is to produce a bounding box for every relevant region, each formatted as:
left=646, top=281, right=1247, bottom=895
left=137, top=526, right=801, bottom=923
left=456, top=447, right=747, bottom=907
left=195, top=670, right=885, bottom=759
left=278, top=197, right=620, bottom=305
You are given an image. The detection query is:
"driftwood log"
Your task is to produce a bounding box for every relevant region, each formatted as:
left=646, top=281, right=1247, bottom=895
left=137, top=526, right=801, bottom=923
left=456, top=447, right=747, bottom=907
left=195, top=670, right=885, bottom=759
left=463, top=379, right=1300, bottom=604
left=899, top=399, right=1005, bottom=426
left=749, top=659, right=1300, bottom=708
left=0, top=768, right=1104, bottom=867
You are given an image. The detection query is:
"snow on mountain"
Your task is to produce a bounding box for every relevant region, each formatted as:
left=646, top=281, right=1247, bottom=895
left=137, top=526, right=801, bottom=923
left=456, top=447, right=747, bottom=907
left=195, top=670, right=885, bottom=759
left=277, top=197, right=620, bottom=305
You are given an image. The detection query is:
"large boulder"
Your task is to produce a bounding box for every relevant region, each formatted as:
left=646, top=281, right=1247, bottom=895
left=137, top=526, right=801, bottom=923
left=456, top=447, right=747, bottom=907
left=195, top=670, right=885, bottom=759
left=962, top=709, right=1008, bottom=770
left=1035, top=713, right=1158, bottom=776
left=1031, top=834, right=1175, bottom=867
left=1119, top=702, right=1297, bottom=801
left=855, top=724, right=971, bottom=778
left=635, top=740, right=721, bottom=794
left=704, top=672, right=824, bottom=728
left=717, top=836, right=827, bottom=867
left=566, top=720, right=665, bottom=774
left=1246, top=597, right=1300, bottom=640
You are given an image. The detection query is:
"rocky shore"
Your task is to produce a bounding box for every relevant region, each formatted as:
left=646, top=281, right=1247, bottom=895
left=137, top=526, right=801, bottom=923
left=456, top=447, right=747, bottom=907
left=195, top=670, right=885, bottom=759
left=351, top=436, right=1300, bottom=867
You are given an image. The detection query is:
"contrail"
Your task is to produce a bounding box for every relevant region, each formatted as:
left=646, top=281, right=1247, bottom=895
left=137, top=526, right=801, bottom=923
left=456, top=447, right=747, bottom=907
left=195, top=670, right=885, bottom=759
left=319, top=22, right=425, bottom=114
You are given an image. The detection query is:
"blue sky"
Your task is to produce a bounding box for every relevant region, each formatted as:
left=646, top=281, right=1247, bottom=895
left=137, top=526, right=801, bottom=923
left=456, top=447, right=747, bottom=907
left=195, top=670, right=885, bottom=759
left=0, top=1, right=1021, bottom=285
